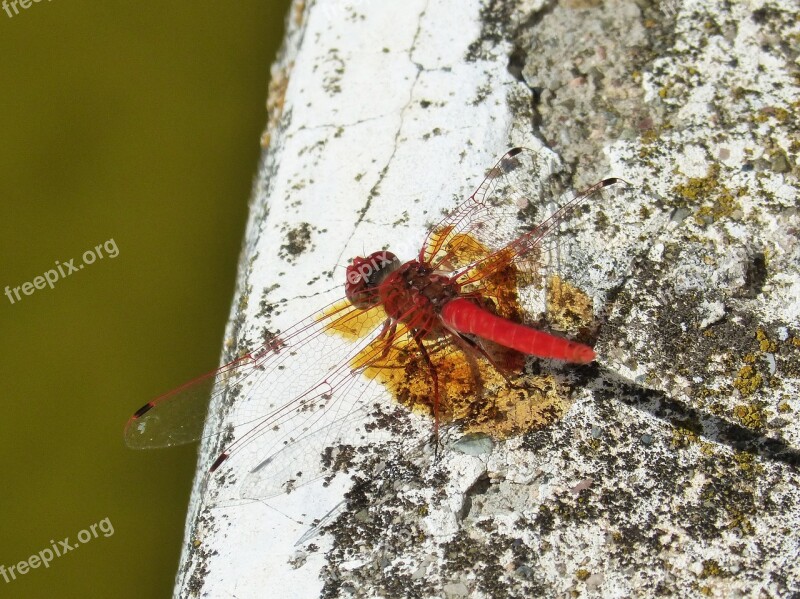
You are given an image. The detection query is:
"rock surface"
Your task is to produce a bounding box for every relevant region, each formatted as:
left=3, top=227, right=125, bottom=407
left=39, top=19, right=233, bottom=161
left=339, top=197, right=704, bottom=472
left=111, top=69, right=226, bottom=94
left=177, top=0, right=799, bottom=597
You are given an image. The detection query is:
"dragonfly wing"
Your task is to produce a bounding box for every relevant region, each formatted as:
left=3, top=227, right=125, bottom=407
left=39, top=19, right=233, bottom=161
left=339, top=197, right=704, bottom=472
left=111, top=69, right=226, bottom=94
left=238, top=399, right=375, bottom=500
left=209, top=310, right=415, bottom=497
left=236, top=329, right=429, bottom=501
left=124, top=297, right=373, bottom=450
left=418, top=147, right=629, bottom=285
left=420, top=147, right=566, bottom=271
left=435, top=147, right=628, bottom=287
left=124, top=354, right=258, bottom=449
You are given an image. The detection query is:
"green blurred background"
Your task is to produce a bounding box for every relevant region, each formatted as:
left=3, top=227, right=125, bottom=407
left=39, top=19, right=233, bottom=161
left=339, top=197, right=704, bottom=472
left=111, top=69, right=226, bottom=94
left=0, top=2, right=290, bottom=597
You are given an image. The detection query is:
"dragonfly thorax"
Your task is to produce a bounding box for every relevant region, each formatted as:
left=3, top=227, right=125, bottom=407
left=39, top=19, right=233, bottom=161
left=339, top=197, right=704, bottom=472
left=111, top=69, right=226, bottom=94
left=379, top=260, right=461, bottom=334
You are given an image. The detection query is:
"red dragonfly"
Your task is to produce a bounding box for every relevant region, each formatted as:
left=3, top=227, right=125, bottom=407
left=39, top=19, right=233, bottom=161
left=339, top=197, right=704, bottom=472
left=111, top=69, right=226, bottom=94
left=125, top=147, right=624, bottom=499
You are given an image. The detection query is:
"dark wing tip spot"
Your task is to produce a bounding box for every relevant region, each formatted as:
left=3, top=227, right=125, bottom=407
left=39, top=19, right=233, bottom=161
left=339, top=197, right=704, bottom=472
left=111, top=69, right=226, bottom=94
left=210, top=452, right=229, bottom=472
left=603, top=177, right=632, bottom=187
left=133, top=402, right=155, bottom=419
left=508, top=147, right=523, bottom=156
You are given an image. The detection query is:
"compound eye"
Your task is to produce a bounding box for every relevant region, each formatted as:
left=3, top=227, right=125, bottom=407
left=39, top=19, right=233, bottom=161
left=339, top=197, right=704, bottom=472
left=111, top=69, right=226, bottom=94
left=345, top=251, right=399, bottom=309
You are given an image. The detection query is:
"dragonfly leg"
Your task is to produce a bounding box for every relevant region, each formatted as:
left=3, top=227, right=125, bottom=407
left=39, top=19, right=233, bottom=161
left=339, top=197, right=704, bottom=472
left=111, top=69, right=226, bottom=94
left=376, top=318, right=394, bottom=341
left=453, top=332, right=518, bottom=387
left=413, top=335, right=441, bottom=458
left=377, top=320, right=398, bottom=361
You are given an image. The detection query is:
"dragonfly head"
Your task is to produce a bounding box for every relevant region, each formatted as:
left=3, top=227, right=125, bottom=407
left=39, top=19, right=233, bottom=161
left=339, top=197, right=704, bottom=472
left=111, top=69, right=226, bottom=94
left=345, top=250, right=400, bottom=309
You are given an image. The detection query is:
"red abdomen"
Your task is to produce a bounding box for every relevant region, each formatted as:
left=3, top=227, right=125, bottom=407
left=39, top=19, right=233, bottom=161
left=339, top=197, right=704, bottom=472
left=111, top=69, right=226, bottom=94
left=440, top=298, right=596, bottom=364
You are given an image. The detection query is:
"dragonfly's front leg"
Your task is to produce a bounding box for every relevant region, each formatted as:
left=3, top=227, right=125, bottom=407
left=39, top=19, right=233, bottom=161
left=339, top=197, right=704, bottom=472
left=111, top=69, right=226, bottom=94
left=377, top=319, right=397, bottom=361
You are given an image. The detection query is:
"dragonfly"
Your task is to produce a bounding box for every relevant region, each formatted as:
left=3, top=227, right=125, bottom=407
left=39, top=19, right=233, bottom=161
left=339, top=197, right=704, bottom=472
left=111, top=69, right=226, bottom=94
left=125, top=147, right=625, bottom=500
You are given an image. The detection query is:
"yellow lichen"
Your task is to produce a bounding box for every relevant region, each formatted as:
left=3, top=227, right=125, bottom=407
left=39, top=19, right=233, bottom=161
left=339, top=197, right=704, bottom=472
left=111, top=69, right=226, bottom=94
left=754, top=106, right=791, bottom=124
left=708, top=401, right=726, bottom=416
left=733, top=403, right=764, bottom=429
left=733, top=361, right=763, bottom=396
left=699, top=559, right=723, bottom=578
left=674, top=164, right=721, bottom=202
left=672, top=164, right=743, bottom=224
left=733, top=451, right=762, bottom=474
left=641, top=128, right=660, bottom=144
left=694, top=188, right=739, bottom=222
left=582, top=437, right=601, bottom=453
left=756, top=328, right=777, bottom=352
left=727, top=509, right=755, bottom=535
left=671, top=426, right=699, bottom=449
left=546, top=275, right=594, bottom=332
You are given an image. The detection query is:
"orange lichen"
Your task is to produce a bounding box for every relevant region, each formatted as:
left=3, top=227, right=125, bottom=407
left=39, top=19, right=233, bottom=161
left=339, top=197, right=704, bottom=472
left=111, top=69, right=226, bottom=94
left=357, top=335, right=570, bottom=438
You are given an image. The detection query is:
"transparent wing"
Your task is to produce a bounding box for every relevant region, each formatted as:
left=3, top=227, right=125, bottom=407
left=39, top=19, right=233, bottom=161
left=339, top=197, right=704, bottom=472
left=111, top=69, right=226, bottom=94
left=123, top=297, right=383, bottom=450
left=420, top=147, right=564, bottom=268
left=126, top=277, right=499, bottom=501
left=419, top=147, right=628, bottom=286
left=211, top=314, right=418, bottom=498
